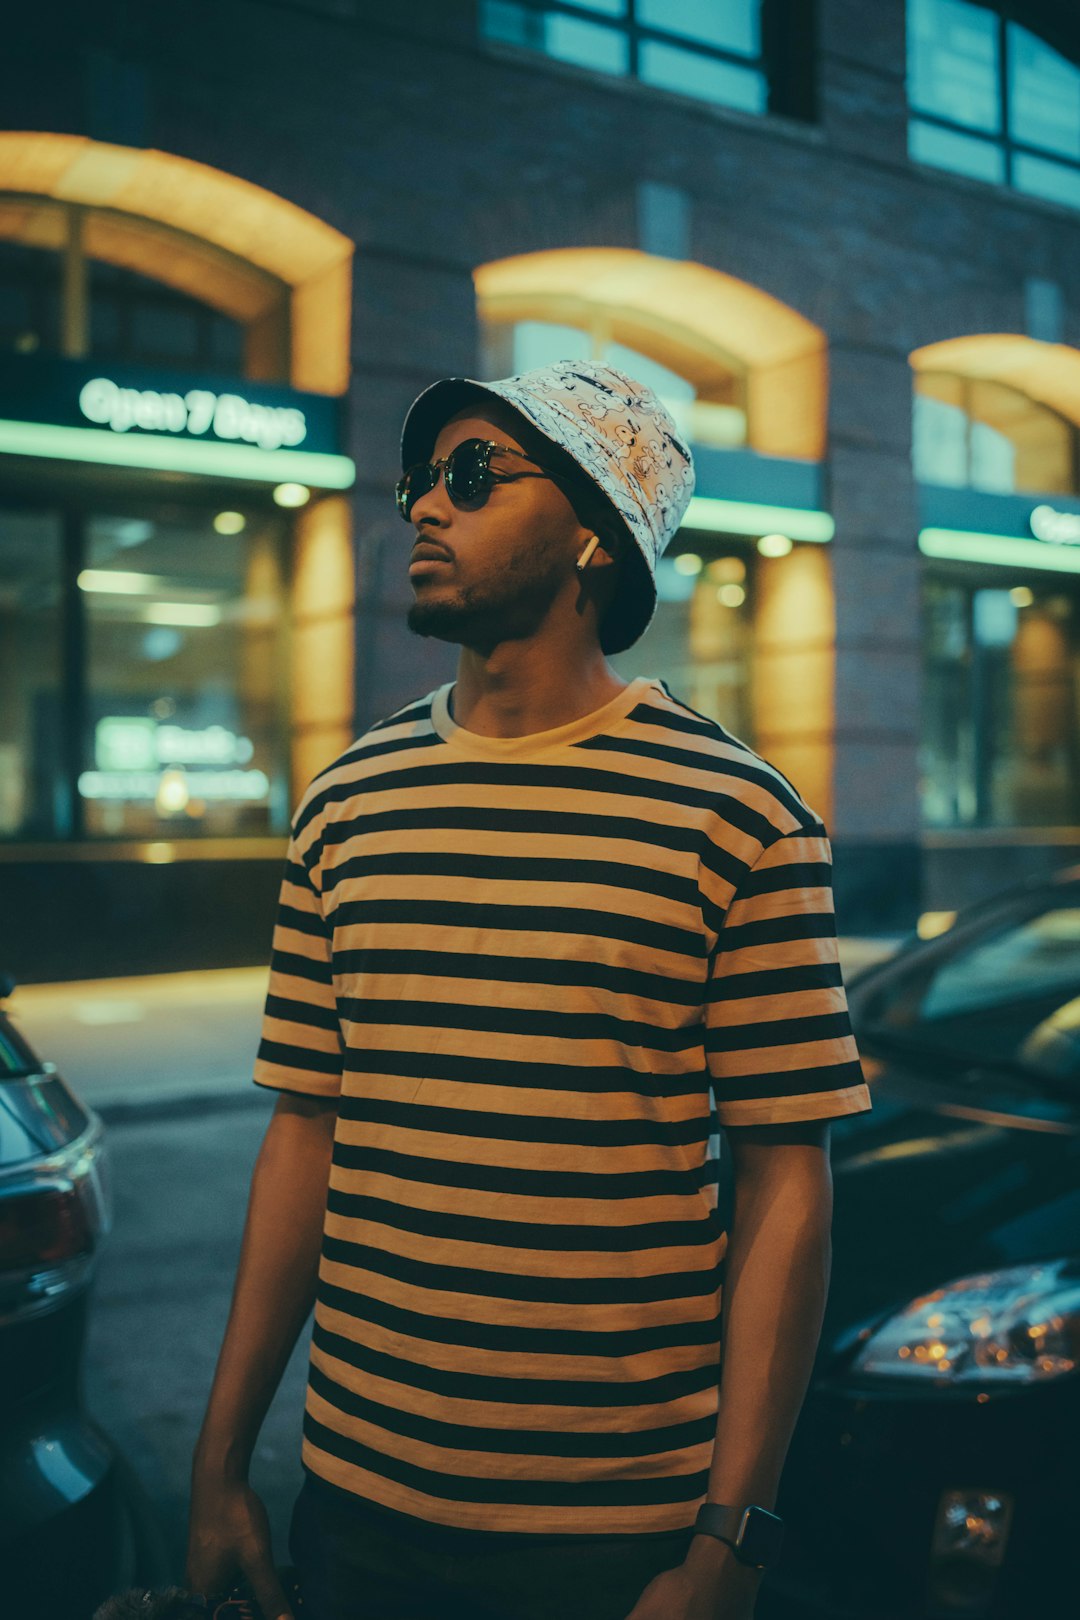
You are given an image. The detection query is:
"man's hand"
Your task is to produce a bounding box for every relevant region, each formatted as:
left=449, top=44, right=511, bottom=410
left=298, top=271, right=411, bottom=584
left=622, top=1537, right=763, bottom=1620
left=186, top=1474, right=294, bottom=1620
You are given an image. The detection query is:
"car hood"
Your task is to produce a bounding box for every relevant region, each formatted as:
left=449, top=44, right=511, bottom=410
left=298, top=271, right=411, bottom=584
left=817, top=1048, right=1080, bottom=1361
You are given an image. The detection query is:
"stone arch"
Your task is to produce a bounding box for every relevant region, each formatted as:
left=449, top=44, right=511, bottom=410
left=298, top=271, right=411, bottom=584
left=911, top=333, right=1080, bottom=428
left=0, top=132, right=352, bottom=394
left=475, top=247, right=828, bottom=459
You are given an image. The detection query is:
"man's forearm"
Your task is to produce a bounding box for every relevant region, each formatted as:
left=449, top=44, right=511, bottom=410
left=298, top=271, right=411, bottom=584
left=193, top=1093, right=337, bottom=1481
left=703, top=1150, right=833, bottom=1512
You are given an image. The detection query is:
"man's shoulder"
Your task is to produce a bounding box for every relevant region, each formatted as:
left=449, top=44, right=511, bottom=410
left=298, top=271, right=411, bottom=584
left=292, top=686, right=443, bottom=833
left=632, top=679, right=824, bottom=835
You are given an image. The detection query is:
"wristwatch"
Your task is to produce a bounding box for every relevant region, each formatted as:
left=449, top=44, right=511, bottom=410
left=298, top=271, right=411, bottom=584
left=693, top=1502, right=785, bottom=1570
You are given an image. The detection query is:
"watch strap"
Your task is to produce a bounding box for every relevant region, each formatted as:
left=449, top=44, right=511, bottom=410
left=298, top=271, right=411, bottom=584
left=693, top=1502, right=785, bottom=1569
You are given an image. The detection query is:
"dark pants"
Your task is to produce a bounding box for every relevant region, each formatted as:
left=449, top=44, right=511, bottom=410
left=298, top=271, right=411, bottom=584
left=288, top=1475, right=696, bottom=1620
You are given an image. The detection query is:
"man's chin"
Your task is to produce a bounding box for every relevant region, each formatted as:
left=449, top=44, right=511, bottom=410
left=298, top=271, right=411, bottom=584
left=406, top=599, right=538, bottom=650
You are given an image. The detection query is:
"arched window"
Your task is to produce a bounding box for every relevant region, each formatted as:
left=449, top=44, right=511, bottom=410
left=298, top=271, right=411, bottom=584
left=913, top=370, right=1078, bottom=494
left=0, top=198, right=285, bottom=378
left=908, top=0, right=1080, bottom=210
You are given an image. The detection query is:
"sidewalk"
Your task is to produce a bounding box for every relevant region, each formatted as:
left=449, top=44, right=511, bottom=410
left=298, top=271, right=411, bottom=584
left=7, top=937, right=902, bottom=1118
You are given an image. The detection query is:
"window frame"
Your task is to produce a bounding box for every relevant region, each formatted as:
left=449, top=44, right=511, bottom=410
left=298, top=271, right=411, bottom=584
left=907, top=1, right=1080, bottom=209
left=477, top=0, right=819, bottom=125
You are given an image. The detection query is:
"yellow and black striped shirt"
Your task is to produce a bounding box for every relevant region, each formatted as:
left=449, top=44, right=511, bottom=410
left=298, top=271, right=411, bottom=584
left=254, top=674, right=872, bottom=1536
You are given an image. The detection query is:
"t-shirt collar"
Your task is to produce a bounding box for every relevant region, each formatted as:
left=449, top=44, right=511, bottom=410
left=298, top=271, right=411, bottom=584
left=430, top=675, right=657, bottom=757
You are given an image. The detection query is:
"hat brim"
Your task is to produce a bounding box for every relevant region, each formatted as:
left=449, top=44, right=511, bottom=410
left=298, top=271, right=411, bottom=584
left=400, top=378, right=512, bottom=471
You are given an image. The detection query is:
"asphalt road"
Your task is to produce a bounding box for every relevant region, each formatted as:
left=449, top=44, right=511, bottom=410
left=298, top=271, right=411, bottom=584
left=83, top=1091, right=310, bottom=1585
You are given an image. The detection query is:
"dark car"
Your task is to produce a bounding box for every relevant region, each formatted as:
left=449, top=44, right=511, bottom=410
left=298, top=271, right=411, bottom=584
left=0, top=973, right=168, bottom=1620
left=750, top=869, right=1080, bottom=1620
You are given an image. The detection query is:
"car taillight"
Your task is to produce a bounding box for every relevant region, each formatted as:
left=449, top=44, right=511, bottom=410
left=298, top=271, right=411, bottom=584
left=0, top=1185, right=94, bottom=1272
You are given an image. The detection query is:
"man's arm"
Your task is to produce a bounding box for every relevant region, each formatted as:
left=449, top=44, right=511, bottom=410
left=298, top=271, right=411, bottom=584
left=186, top=1090, right=338, bottom=1618
left=626, top=1118, right=833, bottom=1619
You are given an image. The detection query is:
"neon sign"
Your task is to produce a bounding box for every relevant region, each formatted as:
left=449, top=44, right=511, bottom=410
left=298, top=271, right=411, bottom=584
left=1030, top=504, right=1080, bottom=546
left=78, top=376, right=307, bottom=452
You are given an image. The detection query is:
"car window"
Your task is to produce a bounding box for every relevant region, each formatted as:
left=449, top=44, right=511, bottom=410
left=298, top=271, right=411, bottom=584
left=859, top=899, right=1080, bottom=1082
left=0, top=1015, right=40, bottom=1077
left=922, top=908, right=1080, bottom=1020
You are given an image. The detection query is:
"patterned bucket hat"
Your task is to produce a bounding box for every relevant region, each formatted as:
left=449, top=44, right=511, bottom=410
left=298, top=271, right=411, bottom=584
left=399, top=358, right=696, bottom=654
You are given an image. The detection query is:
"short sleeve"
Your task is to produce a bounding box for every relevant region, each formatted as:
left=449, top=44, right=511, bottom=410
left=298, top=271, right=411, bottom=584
left=704, top=827, right=873, bottom=1126
left=253, top=826, right=343, bottom=1098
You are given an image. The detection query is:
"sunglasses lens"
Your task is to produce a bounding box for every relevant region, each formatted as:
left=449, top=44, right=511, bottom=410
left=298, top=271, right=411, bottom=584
left=398, top=464, right=437, bottom=521
left=446, top=440, right=490, bottom=503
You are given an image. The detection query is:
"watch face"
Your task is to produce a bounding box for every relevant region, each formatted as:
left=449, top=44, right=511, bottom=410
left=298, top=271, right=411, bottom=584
left=738, top=1506, right=785, bottom=1565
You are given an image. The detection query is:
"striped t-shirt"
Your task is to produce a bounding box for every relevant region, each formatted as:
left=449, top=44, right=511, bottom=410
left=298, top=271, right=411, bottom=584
left=254, top=674, right=872, bottom=1536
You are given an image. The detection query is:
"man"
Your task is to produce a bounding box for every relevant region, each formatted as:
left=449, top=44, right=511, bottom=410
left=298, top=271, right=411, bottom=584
left=187, top=360, right=873, bottom=1620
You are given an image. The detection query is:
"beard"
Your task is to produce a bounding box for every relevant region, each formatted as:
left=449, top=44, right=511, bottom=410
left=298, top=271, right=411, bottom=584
left=405, top=539, right=568, bottom=654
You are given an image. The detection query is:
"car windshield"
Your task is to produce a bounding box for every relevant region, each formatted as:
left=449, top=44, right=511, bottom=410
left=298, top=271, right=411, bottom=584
left=858, top=898, right=1080, bottom=1090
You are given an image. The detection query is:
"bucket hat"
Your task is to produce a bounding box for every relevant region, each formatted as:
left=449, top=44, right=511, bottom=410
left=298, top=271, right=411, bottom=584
left=399, top=358, right=696, bottom=654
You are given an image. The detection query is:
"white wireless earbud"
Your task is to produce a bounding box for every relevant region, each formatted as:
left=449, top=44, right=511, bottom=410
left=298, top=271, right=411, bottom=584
left=576, top=535, right=601, bottom=573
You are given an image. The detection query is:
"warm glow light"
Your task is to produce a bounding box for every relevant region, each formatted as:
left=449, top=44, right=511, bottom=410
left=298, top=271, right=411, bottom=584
left=273, top=482, right=311, bottom=508
left=717, top=583, right=746, bottom=607
left=78, top=568, right=162, bottom=595
left=1009, top=585, right=1034, bottom=606
left=919, top=527, right=1080, bottom=574
left=684, top=497, right=833, bottom=542
left=674, top=553, right=703, bottom=575
left=917, top=910, right=957, bottom=940
left=757, top=532, right=794, bottom=557
left=213, top=511, right=246, bottom=535
left=156, top=768, right=191, bottom=815
left=705, top=556, right=746, bottom=583
left=142, top=603, right=222, bottom=627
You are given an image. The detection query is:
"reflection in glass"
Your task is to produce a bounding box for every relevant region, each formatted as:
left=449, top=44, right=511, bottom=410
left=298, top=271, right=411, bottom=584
left=611, top=544, right=755, bottom=743
left=637, top=0, right=760, bottom=58
left=80, top=509, right=290, bottom=839
left=639, top=41, right=765, bottom=113
left=913, top=373, right=1076, bottom=496
left=907, top=0, right=1001, bottom=132
left=1013, top=150, right=1080, bottom=211
left=0, top=510, right=64, bottom=838
left=1007, top=23, right=1080, bottom=162
left=908, top=117, right=1005, bottom=183
left=921, top=576, right=1080, bottom=829
left=863, top=896, right=1080, bottom=1082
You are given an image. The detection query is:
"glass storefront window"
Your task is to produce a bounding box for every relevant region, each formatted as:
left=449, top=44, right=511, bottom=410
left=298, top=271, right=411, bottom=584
left=611, top=543, right=755, bottom=741
left=913, top=372, right=1077, bottom=496
left=921, top=573, right=1080, bottom=829
left=0, top=509, right=65, bottom=838
left=78, top=507, right=291, bottom=839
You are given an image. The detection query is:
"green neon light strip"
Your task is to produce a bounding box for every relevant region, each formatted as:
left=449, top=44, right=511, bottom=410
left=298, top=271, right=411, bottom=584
left=919, top=527, right=1080, bottom=575
left=0, top=418, right=356, bottom=488
left=683, top=496, right=834, bottom=542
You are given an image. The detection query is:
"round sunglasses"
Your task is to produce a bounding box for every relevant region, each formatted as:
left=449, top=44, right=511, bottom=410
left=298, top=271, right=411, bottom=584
left=395, top=437, right=572, bottom=523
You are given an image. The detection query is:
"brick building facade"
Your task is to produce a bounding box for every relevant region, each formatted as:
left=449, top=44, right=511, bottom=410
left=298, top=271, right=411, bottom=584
left=3, top=0, right=1079, bottom=976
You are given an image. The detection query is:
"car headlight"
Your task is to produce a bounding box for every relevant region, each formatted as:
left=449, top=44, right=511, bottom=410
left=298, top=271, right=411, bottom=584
left=847, top=1259, right=1080, bottom=1384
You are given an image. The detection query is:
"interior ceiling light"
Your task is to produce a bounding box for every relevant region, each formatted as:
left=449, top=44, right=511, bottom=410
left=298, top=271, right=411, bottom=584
left=273, top=482, right=311, bottom=508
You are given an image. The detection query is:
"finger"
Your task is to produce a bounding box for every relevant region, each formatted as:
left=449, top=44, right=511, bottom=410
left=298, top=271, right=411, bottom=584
left=245, top=1559, right=294, bottom=1620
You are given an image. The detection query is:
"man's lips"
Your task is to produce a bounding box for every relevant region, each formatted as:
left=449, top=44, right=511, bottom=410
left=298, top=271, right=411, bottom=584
left=410, top=543, right=453, bottom=573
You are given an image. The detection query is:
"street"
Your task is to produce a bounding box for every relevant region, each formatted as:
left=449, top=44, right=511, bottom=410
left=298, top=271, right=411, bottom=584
left=82, top=1092, right=309, bottom=1584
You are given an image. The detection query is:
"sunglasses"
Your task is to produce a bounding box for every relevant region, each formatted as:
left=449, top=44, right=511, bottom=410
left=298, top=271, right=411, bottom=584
left=395, top=438, right=571, bottom=523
